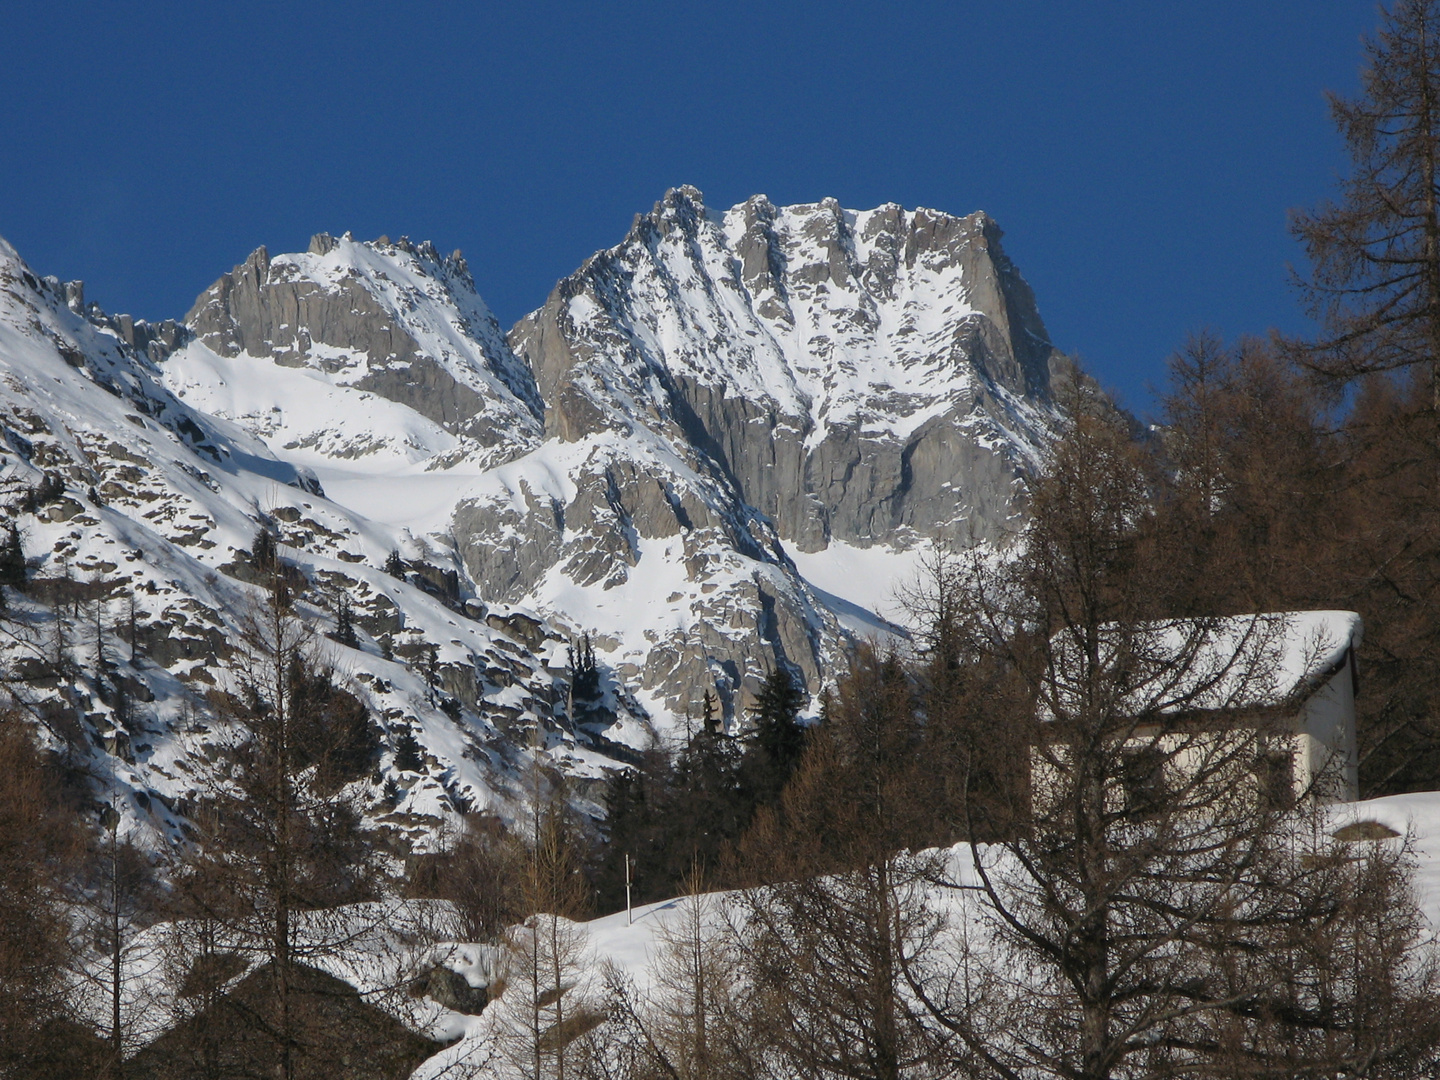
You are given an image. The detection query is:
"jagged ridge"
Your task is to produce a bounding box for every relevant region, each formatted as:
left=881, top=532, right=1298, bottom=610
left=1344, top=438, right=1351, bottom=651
left=0, top=187, right=1081, bottom=852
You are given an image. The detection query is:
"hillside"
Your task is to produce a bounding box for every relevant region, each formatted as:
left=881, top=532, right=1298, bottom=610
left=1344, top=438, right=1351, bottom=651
left=0, top=189, right=1074, bottom=846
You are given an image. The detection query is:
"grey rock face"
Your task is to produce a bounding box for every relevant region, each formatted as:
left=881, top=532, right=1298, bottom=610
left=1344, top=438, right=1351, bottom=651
left=446, top=427, right=836, bottom=722
left=146, top=195, right=1080, bottom=735
left=508, top=187, right=1065, bottom=555
left=184, top=235, right=543, bottom=450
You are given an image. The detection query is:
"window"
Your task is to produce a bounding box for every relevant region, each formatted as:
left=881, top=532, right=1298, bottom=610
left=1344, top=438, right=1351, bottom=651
left=1120, top=744, right=1167, bottom=816
left=1254, top=745, right=1294, bottom=811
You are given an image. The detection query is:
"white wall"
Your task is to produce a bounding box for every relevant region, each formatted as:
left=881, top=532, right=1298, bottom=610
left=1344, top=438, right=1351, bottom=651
left=1292, top=648, right=1359, bottom=802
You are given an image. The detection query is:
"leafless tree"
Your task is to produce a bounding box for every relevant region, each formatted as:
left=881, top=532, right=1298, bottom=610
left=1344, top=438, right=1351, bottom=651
left=0, top=709, right=88, bottom=1079
left=406, top=813, right=528, bottom=943
left=494, top=754, right=600, bottom=1080
left=729, top=647, right=949, bottom=1080
left=170, top=588, right=386, bottom=1080
left=900, top=400, right=1440, bottom=1080
left=72, top=805, right=164, bottom=1079
left=1293, top=0, right=1440, bottom=424
left=595, top=869, right=765, bottom=1080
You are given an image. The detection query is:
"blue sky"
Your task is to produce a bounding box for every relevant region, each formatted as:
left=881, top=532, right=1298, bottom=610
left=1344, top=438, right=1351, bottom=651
left=2, top=1, right=1375, bottom=413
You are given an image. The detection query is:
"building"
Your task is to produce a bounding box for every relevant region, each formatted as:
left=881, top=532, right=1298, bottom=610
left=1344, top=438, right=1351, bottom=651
left=1037, top=610, right=1363, bottom=808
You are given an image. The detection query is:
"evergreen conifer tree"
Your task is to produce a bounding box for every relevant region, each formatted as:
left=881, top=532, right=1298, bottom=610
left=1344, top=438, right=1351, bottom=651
left=569, top=634, right=602, bottom=714
left=250, top=527, right=277, bottom=576
left=21, top=472, right=64, bottom=512
left=0, top=523, right=25, bottom=589
left=393, top=728, right=425, bottom=774
left=423, top=643, right=439, bottom=705
left=741, top=666, right=807, bottom=809
left=384, top=550, right=405, bottom=580
left=598, top=749, right=671, bottom=910
left=332, top=598, right=358, bottom=649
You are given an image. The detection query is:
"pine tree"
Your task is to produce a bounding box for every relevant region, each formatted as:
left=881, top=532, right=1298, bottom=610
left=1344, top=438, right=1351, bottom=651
left=251, top=527, right=278, bottom=576
left=332, top=598, right=358, bottom=649
left=0, top=523, right=25, bottom=589
left=21, top=472, right=65, bottom=512
left=597, top=749, right=672, bottom=911
left=384, top=550, right=405, bottom=580
left=423, top=643, right=439, bottom=706
left=393, top=728, right=425, bottom=774
left=569, top=634, right=601, bottom=713
left=741, top=665, right=807, bottom=809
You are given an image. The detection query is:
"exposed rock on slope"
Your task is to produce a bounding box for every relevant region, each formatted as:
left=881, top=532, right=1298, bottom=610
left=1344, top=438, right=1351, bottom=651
left=0, top=188, right=1079, bottom=849
left=510, top=187, right=1066, bottom=553
left=185, top=233, right=542, bottom=463
left=164, top=191, right=1070, bottom=724
left=0, top=236, right=634, bottom=853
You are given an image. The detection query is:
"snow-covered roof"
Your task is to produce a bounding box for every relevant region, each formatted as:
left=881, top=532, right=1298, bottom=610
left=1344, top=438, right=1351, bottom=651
left=1044, top=610, right=1363, bottom=718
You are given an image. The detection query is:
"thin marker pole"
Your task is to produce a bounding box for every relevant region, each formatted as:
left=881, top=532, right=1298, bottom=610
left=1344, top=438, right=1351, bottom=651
left=625, top=853, right=633, bottom=925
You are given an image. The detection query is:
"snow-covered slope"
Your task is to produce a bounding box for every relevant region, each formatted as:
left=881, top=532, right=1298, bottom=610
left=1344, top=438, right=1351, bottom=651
left=0, top=236, right=640, bottom=851
left=409, top=789, right=1440, bottom=1080
left=1, top=188, right=1081, bottom=845
left=162, top=189, right=1073, bottom=727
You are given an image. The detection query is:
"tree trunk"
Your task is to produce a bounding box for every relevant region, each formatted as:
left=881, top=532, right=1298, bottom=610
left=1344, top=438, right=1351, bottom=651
left=1418, top=9, right=1440, bottom=445
left=110, top=831, right=123, bottom=1080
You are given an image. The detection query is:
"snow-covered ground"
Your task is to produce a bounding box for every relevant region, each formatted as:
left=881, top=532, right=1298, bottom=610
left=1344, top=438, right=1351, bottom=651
left=69, top=787, right=1440, bottom=1076
left=788, top=538, right=928, bottom=642
left=406, top=788, right=1440, bottom=1079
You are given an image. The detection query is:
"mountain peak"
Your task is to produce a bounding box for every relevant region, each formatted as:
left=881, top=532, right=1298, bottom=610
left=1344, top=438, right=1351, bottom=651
left=0, top=192, right=1090, bottom=854
left=179, top=233, right=543, bottom=463
left=512, top=191, right=1067, bottom=552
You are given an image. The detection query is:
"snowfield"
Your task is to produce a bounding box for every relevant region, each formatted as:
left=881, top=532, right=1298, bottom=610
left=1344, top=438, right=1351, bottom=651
left=399, top=788, right=1440, bottom=1078
left=69, top=786, right=1440, bottom=1078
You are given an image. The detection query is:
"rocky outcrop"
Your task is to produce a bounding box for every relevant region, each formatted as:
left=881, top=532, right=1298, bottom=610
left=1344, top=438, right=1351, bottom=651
left=447, top=434, right=837, bottom=722
left=508, top=187, right=1066, bottom=553
left=83, top=192, right=1084, bottom=736
left=184, top=234, right=543, bottom=450
left=0, top=233, right=650, bottom=857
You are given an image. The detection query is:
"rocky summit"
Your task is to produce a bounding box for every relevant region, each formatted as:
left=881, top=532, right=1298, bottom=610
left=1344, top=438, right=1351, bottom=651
left=0, top=188, right=1076, bottom=845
